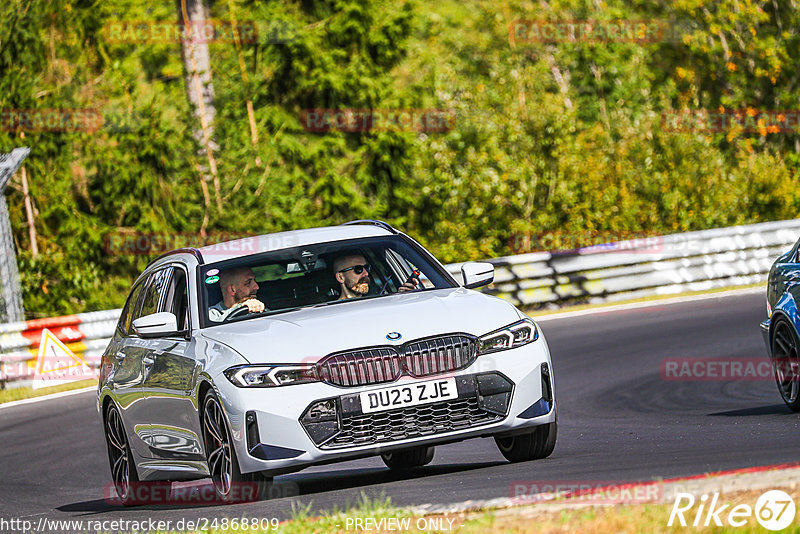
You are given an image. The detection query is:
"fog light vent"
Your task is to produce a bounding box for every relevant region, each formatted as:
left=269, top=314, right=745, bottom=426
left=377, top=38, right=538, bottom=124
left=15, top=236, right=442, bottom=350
left=300, top=398, right=341, bottom=446
left=245, top=411, right=259, bottom=454
left=541, top=363, right=553, bottom=403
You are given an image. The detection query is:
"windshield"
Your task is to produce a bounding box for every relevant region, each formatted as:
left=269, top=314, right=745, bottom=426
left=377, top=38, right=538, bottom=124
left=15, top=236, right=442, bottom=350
left=199, top=235, right=456, bottom=326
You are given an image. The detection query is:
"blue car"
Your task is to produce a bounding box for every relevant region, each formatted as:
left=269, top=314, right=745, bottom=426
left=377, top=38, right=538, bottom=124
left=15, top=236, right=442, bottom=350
left=761, top=237, right=800, bottom=411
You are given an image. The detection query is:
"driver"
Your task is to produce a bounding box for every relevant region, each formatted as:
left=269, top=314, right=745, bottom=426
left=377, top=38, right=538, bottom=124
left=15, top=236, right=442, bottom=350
left=209, top=267, right=265, bottom=321
left=333, top=253, right=419, bottom=301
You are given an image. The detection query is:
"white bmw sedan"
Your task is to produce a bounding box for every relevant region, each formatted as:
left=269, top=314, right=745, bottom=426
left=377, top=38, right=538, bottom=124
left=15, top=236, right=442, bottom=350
left=98, top=220, right=556, bottom=504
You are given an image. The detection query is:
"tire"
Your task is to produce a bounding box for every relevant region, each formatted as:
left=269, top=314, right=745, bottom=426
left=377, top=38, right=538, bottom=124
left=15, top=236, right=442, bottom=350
left=771, top=319, right=800, bottom=412
left=104, top=403, right=141, bottom=506
left=495, top=418, right=557, bottom=463
left=381, top=445, right=435, bottom=469
left=201, top=390, right=272, bottom=502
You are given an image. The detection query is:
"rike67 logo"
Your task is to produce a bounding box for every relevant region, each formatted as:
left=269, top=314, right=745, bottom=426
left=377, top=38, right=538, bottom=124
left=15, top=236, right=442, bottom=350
left=668, top=490, right=796, bottom=531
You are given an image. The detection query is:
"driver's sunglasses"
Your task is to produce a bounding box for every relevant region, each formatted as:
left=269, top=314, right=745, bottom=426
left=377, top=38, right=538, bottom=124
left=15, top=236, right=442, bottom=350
left=339, top=263, right=370, bottom=275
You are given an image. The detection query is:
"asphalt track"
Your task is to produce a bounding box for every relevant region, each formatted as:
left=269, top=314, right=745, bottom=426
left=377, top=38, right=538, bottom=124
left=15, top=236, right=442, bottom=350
left=2, top=289, right=799, bottom=526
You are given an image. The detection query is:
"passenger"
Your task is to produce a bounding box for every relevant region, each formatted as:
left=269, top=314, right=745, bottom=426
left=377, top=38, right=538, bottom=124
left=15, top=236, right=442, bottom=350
left=333, top=253, right=418, bottom=300
left=209, top=267, right=265, bottom=321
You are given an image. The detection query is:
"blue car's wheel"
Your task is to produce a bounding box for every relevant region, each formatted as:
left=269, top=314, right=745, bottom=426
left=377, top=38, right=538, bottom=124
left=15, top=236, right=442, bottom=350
left=772, top=319, right=800, bottom=411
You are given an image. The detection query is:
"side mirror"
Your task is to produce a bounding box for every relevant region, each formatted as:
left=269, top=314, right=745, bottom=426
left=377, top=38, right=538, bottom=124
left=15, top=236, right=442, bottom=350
left=132, top=312, right=178, bottom=337
left=461, top=262, right=494, bottom=289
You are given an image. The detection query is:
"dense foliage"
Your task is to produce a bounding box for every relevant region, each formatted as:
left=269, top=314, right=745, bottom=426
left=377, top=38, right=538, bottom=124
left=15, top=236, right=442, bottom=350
left=1, top=0, right=798, bottom=316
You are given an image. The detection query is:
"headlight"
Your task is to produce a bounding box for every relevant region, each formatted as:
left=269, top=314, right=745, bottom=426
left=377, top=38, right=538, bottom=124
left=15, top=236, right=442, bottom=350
left=478, top=318, right=538, bottom=355
left=224, top=364, right=319, bottom=387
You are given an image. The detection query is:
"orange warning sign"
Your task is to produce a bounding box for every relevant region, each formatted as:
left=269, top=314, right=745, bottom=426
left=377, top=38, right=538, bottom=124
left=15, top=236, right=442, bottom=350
left=32, top=328, right=98, bottom=389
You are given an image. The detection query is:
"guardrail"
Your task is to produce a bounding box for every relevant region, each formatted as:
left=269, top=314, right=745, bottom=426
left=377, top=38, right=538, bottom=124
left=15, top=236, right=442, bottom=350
left=2, top=219, right=797, bottom=387
left=446, top=219, right=799, bottom=307
left=0, top=310, right=120, bottom=384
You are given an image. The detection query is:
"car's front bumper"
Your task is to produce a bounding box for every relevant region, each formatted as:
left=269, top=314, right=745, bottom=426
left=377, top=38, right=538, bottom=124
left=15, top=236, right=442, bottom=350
left=214, top=333, right=556, bottom=475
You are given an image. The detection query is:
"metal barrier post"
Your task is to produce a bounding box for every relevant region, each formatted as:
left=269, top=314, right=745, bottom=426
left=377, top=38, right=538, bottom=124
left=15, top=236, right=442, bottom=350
left=0, top=147, right=30, bottom=322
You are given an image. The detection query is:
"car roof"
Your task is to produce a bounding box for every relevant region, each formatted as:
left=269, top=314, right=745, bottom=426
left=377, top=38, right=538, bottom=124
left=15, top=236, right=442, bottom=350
left=196, top=224, right=395, bottom=264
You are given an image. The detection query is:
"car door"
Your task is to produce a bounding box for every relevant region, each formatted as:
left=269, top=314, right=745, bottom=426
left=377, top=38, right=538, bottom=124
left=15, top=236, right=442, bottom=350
left=112, top=275, right=154, bottom=459
left=120, top=266, right=170, bottom=454
left=784, top=244, right=800, bottom=317
left=141, top=264, right=204, bottom=459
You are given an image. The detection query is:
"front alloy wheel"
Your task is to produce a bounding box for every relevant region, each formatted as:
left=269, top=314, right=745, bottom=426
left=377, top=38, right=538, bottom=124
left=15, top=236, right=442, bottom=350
left=105, top=403, right=139, bottom=506
left=772, top=319, right=800, bottom=411
left=202, top=390, right=271, bottom=502
left=381, top=445, right=434, bottom=469
left=495, top=414, right=557, bottom=463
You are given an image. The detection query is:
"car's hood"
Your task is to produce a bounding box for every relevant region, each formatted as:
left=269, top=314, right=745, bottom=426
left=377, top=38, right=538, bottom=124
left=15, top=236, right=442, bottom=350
left=199, top=288, right=522, bottom=364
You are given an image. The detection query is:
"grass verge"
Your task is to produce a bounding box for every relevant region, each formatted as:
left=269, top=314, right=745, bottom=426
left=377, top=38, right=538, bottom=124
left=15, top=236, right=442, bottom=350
left=221, top=486, right=800, bottom=533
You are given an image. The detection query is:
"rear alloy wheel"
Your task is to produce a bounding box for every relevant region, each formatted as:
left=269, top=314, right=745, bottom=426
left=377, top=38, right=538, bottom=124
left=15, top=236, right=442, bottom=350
left=495, top=418, right=557, bottom=463
left=202, top=390, right=272, bottom=502
left=105, top=403, right=140, bottom=506
left=381, top=445, right=434, bottom=469
left=771, top=319, right=800, bottom=411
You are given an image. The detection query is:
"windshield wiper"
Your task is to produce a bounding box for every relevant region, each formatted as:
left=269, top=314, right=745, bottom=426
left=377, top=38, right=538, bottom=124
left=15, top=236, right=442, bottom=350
left=312, top=299, right=354, bottom=308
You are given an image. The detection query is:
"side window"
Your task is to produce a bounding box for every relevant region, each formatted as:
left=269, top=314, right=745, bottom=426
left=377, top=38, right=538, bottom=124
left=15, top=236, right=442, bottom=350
left=118, top=281, right=145, bottom=335
left=164, top=267, right=190, bottom=331
left=137, top=268, right=170, bottom=320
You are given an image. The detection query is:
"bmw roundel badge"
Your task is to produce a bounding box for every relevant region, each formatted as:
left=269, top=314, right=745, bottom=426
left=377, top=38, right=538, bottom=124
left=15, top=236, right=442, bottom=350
left=386, top=332, right=402, bottom=341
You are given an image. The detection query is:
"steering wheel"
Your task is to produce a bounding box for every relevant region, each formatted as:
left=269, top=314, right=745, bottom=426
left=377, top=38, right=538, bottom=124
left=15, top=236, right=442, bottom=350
left=224, top=303, right=251, bottom=321
left=405, top=269, right=423, bottom=291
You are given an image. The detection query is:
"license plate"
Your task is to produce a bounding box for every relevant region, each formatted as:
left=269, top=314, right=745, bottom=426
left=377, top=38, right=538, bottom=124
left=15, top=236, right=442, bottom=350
left=360, top=377, right=458, bottom=414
